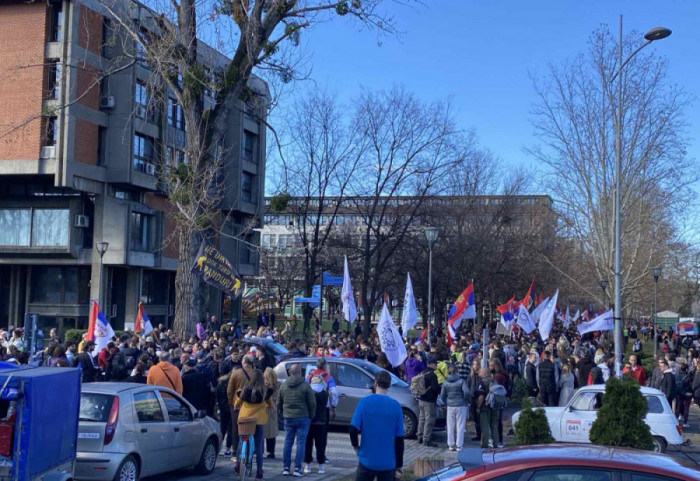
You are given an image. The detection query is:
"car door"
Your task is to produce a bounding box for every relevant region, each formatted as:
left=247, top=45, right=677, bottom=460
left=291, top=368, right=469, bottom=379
left=560, top=391, right=602, bottom=443
left=159, top=390, right=205, bottom=468
left=132, top=390, right=172, bottom=477
left=332, top=363, right=373, bottom=423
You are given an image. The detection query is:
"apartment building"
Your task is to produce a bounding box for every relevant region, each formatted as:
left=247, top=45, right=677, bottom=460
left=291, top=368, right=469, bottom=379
left=0, top=0, right=267, bottom=331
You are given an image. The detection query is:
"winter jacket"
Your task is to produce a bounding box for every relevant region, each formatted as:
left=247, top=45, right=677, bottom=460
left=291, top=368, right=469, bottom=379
left=491, top=349, right=506, bottom=369
left=309, top=384, right=330, bottom=424
left=418, top=367, right=441, bottom=403
left=236, top=387, right=274, bottom=425
left=405, top=358, right=425, bottom=382
left=277, top=375, right=316, bottom=419
left=76, top=351, right=100, bottom=383
left=227, top=365, right=255, bottom=406
left=537, top=360, right=558, bottom=391
left=440, top=373, right=471, bottom=407
left=147, top=361, right=183, bottom=394
left=182, top=368, right=210, bottom=411
left=576, top=357, right=595, bottom=388
left=622, top=364, right=646, bottom=386
left=660, top=370, right=676, bottom=403
left=525, top=362, right=538, bottom=396
left=435, top=361, right=449, bottom=384
left=647, top=366, right=663, bottom=390
left=692, top=371, right=700, bottom=402
left=468, top=372, right=481, bottom=399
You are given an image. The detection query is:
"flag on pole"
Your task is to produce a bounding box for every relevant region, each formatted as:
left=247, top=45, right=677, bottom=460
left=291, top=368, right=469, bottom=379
left=563, top=307, right=571, bottom=329
left=92, top=300, right=115, bottom=353
left=86, top=300, right=99, bottom=341
left=341, top=256, right=358, bottom=324
left=532, top=296, right=550, bottom=326
left=401, top=273, right=419, bottom=338
left=446, top=322, right=457, bottom=348
left=538, top=290, right=559, bottom=341
left=516, top=304, right=536, bottom=334
left=572, top=309, right=581, bottom=324
left=415, top=327, right=428, bottom=346
left=496, top=296, right=516, bottom=326
left=447, top=282, right=475, bottom=328
left=516, top=281, right=535, bottom=310
left=377, top=303, right=407, bottom=367
left=135, top=302, right=154, bottom=336
left=577, top=309, right=613, bottom=336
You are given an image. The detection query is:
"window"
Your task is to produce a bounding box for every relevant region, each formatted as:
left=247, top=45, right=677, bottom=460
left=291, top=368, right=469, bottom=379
left=0, top=209, right=30, bottom=246
left=135, top=81, right=153, bottom=121
left=130, top=212, right=150, bottom=251
left=239, top=236, right=254, bottom=265
left=32, top=209, right=69, bottom=246
left=133, top=391, right=165, bottom=423
left=48, top=61, right=61, bottom=99
left=101, top=18, right=113, bottom=58
left=168, top=97, right=184, bottom=130
left=530, top=469, right=612, bottom=481
left=335, top=364, right=372, bottom=389
left=97, top=126, right=107, bottom=166
left=50, top=3, right=63, bottom=42
left=570, top=392, right=603, bottom=411
left=46, top=117, right=58, bottom=146
left=241, top=172, right=254, bottom=202
left=79, top=393, right=113, bottom=423
left=261, top=234, right=270, bottom=247
left=203, top=66, right=217, bottom=99
left=630, top=473, right=682, bottom=481
left=30, top=266, right=90, bottom=304
left=141, top=270, right=169, bottom=304
left=161, top=393, right=193, bottom=422
left=242, top=130, right=257, bottom=162
left=133, top=134, right=154, bottom=171
left=645, top=396, right=665, bottom=414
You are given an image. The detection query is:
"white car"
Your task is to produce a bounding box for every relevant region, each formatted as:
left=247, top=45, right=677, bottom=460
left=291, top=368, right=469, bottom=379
left=511, top=385, right=683, bottom=453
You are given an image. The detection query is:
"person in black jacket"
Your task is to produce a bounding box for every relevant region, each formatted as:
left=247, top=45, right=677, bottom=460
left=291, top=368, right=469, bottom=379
left=417, top=356, right=440, bottom=447
left=127, top=363, right=147, bottom=384
left=576, top=351, right=595, bottom=388
left=692, top=357, right=700, bottom=408
left=303, top=375, right=330, bottom=474
left=216, top=372, right=234, bottom=456
left=537, top=351, right=558, bottom=407
left=182, top=359, right=210, bottom=411
left=75, top=341, right=100, bottom=383
left=659, top=359, right=676, bottom=404
left=525, top=353, right=539, bottom=397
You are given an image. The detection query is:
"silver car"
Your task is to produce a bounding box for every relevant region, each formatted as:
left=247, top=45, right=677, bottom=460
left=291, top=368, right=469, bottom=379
left=75, top=383, right=221, bottom=481
left=274, top=357, right=445, bottom=439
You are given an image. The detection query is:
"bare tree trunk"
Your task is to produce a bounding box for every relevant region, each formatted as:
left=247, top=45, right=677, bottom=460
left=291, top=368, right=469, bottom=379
left=173, top=230, right=202, bottom=338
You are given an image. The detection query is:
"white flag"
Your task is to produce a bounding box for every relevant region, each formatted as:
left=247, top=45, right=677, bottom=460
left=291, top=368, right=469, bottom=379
left=577, top=309, right=614, bottom=336
left=401, top=273, right=419, bottom=338
left=516, top=305, right=536, bottom=334
left=341, top=256, right=358, bottom=324
left=538, top=290, right=559, bottom=341
left=532, top=296, right=549, bottom=325
left=563, top=307, right=571, bottom=329
left=377, top=303, right=407, bottom=367
left=94, top=310, right=116, bottom=354
left=572, top=309, right=581, bottom=324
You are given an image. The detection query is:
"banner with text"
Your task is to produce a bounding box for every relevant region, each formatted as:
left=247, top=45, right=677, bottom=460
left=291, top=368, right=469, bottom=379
left=191, top=241, right=244, bottom=298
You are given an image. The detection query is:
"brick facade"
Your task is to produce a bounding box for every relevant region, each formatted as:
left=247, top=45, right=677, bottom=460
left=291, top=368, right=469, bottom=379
left=78, top=5, right=103, bottom=56
left=0, top=1, right=48, bottom=160
left=76, top=61, right=101, bottom=109
left=72, top=118, right=98, bottom=165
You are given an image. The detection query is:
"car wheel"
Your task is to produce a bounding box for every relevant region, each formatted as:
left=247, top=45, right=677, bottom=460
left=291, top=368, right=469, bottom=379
left=195, top=437, right=218, bottom=475
left=114, top=455, right=139, bottom=481
left=652, top=436, right=667, bottom=453
left=402, top=409, right=418, bottom=439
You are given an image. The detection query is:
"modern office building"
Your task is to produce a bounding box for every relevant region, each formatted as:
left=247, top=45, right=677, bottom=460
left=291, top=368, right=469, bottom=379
left=0, top=0, right=267, bottom=331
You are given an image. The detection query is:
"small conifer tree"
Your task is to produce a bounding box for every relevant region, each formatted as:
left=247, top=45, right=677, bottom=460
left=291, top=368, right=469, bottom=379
left=589, top=376, right=654, bottom=450
left=514, top=398, right=555, bottom=445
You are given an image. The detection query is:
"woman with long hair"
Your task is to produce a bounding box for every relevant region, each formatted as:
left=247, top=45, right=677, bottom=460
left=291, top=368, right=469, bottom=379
left=263, top=367, right=279, bottom=459
left=235, top=370, right=273, bottom=479
left=558, top=363, right=575, bottom=407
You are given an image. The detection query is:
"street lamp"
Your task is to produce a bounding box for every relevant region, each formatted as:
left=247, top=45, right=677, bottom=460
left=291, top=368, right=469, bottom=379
left=599, top=278, right=608, bottom=309
left=96, top=242, right=109, bottom=309
left=651, top=266, right=662, bottom=360
left=612, top=17, right=671, bottom=374
left=424, top=227, right=439, bottom=331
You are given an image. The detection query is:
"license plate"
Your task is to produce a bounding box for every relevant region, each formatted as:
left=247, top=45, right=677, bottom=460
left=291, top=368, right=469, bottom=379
left=78, top=433, right=100, bottom=439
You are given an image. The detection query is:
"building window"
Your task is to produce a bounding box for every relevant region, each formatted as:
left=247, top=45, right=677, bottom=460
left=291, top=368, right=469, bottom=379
left=130, top=212, right=150, bottom=251
left=133, top=134, right=154, bottom=172
left=47, top=61, right=61, bottom=100
left=46, top=117, right=58, bottom=146
left=31, top=209, right=69, bottom=246
left=242, top=130, right=257, bottom=162
left=167, top=97, right=184, bottom=130
left=203, top=66, right=217, bottom=99
left=97, top=126, right=107, bottom=166
left=135, top=81, right=154, bottom=121
left=0, top=209, right=31, bottom=246
left=50, top=3, right=63, bottom=42
left=141, top=270, right=169, bottom=304
left=241, top=172, right=254, bottom=202
left=239, top=236, right=256, bottom=265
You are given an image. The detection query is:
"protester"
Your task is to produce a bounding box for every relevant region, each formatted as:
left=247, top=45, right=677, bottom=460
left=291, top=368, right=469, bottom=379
left=303, top=375, right=330, bottom=474
left=557, top=363, right=575, bottom=407
left=182, top=359, right=209, bottom=411
left=216, top=371, right=234, bottom=457
left=277, top=363, right=316, bottom=477
left=127, top=362, right=147, bottom=383
left=675, top=361, right=693, bottom=428
left=75, top=341, right=99, bottom=383
left=415, top=355, right=440, bottom=447
left=228, top=355, right=256, bottom=462
left=147, top=351, right=183, bottom=394
left=476, top=366, right=499, bottom=449
left=623, top=355, right=646, bottom=386
left=659, top=359, right=676, bottom=405
left=468, top=359, right=482, bottom=441
left=537, top=350, right=558, bottom=406
left=235, top=369, right=274, bottom=480
left=263, top=368, right=279, bottom=459
left=440, top=365, right=471, bottom=451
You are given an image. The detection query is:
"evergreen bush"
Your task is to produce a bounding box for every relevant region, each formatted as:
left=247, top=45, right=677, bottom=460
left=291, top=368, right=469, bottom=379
left=589, top=376, right=654, bottom=450
left=511, top=378, right=529, bottom=404
left=513, top=398, right=555, bottom=445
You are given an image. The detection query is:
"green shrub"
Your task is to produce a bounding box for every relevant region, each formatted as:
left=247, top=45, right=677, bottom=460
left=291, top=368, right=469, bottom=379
left=589, top=376, right=654, bottom=450
left=64, top=329, right=85, bottom=345
left=511, top=378, right=529, bottom=405
left=513, top=398, right=555, bottom=445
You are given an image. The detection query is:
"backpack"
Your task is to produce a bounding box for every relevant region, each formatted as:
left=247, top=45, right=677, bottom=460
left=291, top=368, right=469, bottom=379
left=633, top=340, right=642, bottom=353
left=110, top=353, right=128, bottom=380
left=485, top=383, right=507, bottom=410
left=588, top=366, right=604, bottom=385
left=675, top=375, right=686, bottom=397
left=411, top=372, right=429, bottom=397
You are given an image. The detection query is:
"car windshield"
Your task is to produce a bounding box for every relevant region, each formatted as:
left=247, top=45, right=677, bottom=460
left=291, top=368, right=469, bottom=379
left=79, top=393, right=113, bottom=422
left=361, top=362, right=408, bottom=388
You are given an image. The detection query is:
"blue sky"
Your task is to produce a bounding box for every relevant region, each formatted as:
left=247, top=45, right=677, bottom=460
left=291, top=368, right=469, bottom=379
left=270, top=0, right=699, bottom=175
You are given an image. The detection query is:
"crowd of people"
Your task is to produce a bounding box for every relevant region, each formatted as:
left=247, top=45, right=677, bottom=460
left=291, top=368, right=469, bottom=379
left=0, top=314, right=699, bottom=481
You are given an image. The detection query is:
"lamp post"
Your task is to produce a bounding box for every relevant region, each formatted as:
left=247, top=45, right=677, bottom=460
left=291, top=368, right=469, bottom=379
left=96, top=242, right=109, bottom=309
left=612, top=17, right=671, bottom=374
left=599, top=279, right=608, bottom=309
left=651, top=266, right=662, bottom=361
left=424, top=227, right=439, bottom=331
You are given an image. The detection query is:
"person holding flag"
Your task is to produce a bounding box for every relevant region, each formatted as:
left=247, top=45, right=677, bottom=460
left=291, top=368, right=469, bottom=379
left=447, top=282, right=475, bottom=328
left=134, top=302, right=154, bottom=336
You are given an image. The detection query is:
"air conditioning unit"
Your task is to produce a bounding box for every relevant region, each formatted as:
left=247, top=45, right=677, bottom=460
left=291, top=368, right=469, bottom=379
left=40, top=146, right=56, bottom=159
left=100, top=96, right=116, bottom=109
left=74, top=214, right=90, bottom=228
left=145, top=163, right=156, bottom=175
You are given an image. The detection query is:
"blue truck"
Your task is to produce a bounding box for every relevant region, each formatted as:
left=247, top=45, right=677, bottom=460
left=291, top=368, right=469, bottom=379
left=0, top=365, right=80, bottom=481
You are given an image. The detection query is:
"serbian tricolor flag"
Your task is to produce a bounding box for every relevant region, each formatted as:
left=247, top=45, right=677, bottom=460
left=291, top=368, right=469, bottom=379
left=86, top=299, right=99, bottom=341
left=134, top=302, right=154, bottom=335
left=447, top=282, right=475, bottom=328
left=446, top=321, right=457, bottom=348
left=415, top=327, right=428, bottom=346
left=88, top=299, right=115, bottom=352
left=516, top=281, right=535, bottom=310
left=497, top=295, right=516, bottom=325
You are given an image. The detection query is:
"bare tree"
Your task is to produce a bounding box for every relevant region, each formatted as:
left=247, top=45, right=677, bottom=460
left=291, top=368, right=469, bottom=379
left=528, top=26, right=696, bottom=315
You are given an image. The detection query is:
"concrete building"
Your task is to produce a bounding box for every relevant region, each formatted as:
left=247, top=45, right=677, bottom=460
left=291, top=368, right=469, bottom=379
left=0, top=0, right=266, bottom=331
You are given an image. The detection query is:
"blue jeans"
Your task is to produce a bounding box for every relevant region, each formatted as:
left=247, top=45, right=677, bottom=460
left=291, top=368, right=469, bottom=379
left=254, top=424, right=264, bottom=473
left=283, top=417, right=311, bottom=471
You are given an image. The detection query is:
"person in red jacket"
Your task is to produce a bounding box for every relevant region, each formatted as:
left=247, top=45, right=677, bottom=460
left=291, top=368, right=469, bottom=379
left=622, top=354, right=646, bottom=386
left=97, top=341, right=115, bottom=371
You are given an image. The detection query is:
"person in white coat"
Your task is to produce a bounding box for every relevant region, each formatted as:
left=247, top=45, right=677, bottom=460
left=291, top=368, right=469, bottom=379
left=558, top=363, right=575, bottom=407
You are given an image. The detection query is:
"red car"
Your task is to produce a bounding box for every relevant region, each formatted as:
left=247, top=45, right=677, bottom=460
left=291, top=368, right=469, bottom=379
left=420, top=445, right=699, bottom=481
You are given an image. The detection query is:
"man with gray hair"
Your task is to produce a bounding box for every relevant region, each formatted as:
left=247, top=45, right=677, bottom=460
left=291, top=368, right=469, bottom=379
left=146, top=351, right=183, bottom=394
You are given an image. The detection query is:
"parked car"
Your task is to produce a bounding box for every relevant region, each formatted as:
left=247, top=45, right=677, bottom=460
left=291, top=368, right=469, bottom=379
left=75, top=383, right=221, bottom=481
left=274, top=357, right=445, bottom=438
left=243, top=337, right=292, bottom=364
left=416, top=444, right=699, bottom=481
left=511, top=385, right=683, bottom=453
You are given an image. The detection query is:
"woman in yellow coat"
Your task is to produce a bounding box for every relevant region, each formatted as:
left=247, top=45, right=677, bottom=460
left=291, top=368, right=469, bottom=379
left=263, top=368, right=279, bottom=458
left=235, top=369, right=274, bottom=480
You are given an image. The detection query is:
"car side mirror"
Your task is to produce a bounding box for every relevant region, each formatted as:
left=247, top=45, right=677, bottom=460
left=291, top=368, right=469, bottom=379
left=195, top=409, right=207, bottom=419
left=568, top=405, right=574, bottom=412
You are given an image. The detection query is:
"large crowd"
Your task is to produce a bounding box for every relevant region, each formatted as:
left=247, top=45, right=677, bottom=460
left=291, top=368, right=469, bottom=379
left=0, top=313, right=699, bottom=481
